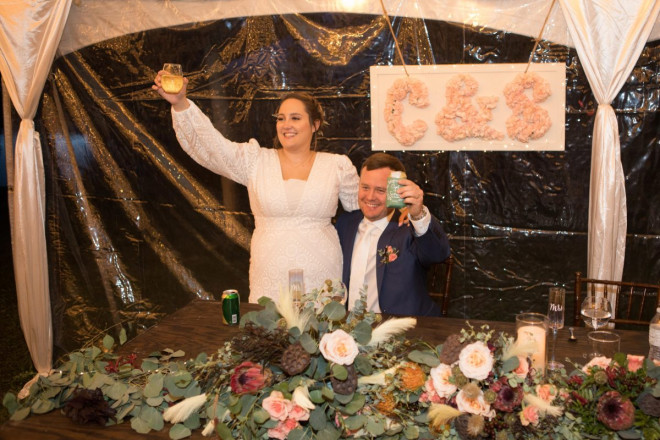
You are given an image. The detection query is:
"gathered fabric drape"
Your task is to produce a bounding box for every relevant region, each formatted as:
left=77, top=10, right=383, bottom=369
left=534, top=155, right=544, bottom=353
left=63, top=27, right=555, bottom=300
left=0, top=0, right=72, bottom=393
left=559, top=0, right=660, bottom=284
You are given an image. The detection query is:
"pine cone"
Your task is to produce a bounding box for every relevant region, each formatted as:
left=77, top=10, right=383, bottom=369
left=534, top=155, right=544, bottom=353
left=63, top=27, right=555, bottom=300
left=439, top=334, right=467, bottom=365
left=281, top=342, right=311, bottom=376
left=638, top=392, right=660, bottom=417
left=331, top=363, right=358, bottom=395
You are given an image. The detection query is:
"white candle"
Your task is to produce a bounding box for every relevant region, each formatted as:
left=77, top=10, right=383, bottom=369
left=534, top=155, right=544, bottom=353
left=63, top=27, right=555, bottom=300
left=517, top=325, right=547, bottom=371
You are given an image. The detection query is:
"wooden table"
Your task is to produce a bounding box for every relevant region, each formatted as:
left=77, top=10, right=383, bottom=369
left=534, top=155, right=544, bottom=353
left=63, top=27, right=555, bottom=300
left=0, top=300, right=650, bottom=439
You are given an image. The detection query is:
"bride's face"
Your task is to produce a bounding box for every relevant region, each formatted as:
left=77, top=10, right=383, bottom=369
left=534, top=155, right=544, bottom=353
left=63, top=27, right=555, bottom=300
left=276, top=98, right=318, bottom=152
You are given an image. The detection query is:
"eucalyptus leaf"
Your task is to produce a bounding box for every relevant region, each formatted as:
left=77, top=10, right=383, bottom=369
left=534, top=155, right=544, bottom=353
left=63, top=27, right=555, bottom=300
left=169, top=423, right=191, bottom=440
left=407, top=350, right=440, bottom=367
left=119, top=328, right=127, bottom=345
left=102, top=334, right=115, bottom=350
left=88, top=373, right=109, bottom=390
left=173, top=371, right=193, bottom=388
left=316, top=425, right=341, bottom=440
left=239, top=394, right=258, bottom=419
left=141, top=359, right=159, bottom=371
left=144, top=373, right=164, bottom=398
left=342, top=393, right=366, bottom=415
left=309, top=390, right=324, bottom=404
left=215, top=421, right=233, bottom=440
left=314, top=357, right=328, bottom=381
left=9, top=407, right=30, bottom=421
left=183, top=412, right=201, bottom=430
left=501, top=356, right=520, bottom=374
left=344, top=414, right=367, bottom=430
left=404, top=425, right=420, bottom=439
left=3, top=392, right=17, bottom=414
left=300, top=332, right=318, bottom=354
left=171, top=350, right=185, bottom=358
left=141, top=405, right=164, bottom=430
left=131, top=415, right=152, bottom=434
left=195, top=352, right=208, bottom=364
left=332, top=364, right=348, bottom=381
left=334, top=392, right=354, bottom=405
left=354, top=355, right=372, bottom=376
left=321, top=386, right=334, bottom=402
left=106, top=381, right=129, bottom=401
left=310, top=406, right=328, bottom=431
left=352, top=320, right=373, bottom=345
left=253, top=408, right=270, bottom=424
left=146, top=396, right=164, bottom=407
left=322, top=301, right=346, bottom=321
left=116, top=402, right=136, bottom=421
left=366, top=417, right=385, bottom=436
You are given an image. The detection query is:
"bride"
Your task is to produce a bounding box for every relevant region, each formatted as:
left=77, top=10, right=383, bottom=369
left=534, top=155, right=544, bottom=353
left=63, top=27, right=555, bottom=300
left=153, top=72, right=359, bottom=303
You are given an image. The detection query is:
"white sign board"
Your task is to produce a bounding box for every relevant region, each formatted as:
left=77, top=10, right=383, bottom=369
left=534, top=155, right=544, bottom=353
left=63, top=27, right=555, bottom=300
left=370, top=64, right=566, bottom=151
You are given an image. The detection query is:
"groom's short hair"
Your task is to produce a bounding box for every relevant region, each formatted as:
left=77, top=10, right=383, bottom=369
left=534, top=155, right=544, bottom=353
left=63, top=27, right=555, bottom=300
left=361, top=152, right=405, bottom=173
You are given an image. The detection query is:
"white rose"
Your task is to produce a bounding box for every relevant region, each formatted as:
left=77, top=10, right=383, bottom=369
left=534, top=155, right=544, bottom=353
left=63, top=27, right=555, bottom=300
left=319, top=329, right=359, bottom=365
left=455, top=389, right=495, bottom=418
left=582, top=356, right=611, bottom=373
left=458, top=341, right=494, bottom=380
left=429, top=363, right=457, bottom=398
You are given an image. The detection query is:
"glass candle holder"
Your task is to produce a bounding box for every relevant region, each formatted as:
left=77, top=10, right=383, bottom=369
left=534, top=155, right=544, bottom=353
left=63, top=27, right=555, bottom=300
left=516, top=312, right=548, bottom=374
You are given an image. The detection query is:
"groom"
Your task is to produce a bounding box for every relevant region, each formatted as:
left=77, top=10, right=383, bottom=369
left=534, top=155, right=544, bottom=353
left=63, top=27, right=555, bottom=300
left=335, top=153, right=451, bottom=316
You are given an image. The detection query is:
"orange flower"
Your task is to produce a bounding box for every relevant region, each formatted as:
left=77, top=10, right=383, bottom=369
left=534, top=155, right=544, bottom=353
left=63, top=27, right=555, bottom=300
left=374, top=392, right=397, bottom=416
left=398, top=362, right=426, bottom=391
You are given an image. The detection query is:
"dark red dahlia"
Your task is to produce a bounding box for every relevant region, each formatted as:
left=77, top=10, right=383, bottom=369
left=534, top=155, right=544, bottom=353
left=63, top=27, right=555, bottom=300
left=596, top=390, right=635, bottom=431
left=63, top=388, right=116, bottom=425
left=490, top=377, right=523, bottom=412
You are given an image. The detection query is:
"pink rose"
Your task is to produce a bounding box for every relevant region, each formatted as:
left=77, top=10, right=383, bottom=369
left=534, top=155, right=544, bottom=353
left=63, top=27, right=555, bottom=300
left=267, top=419, right=299, bottom=440
left=455, top=388, right=494, bottom=418
left=262, top=390, right=292, bottom=421
left=319, top=329, right=359, bottom=365
left=289, top=405, right=310, bottom=422
left=520, top=405, right=540, bottom=426
left=512, top=355, right=529, bottom=379
left=388, top=253, right=397, bottom=262
left=419, top=377, right=443, bottom=404
left=230, top=361, right=269, bottom=395
left=627, top=354, right=644, bottom=372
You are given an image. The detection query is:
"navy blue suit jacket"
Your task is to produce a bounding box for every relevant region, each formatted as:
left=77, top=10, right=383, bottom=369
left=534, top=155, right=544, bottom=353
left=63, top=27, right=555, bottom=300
left=335, top=209, right=451, bottom=317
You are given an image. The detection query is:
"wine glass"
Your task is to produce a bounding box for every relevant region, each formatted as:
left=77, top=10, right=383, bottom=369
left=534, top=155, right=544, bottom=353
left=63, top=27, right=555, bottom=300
left=546, top=287, right=565, bottom=371
left=580, top=295, right=612, bottom=329
left=161, top=63, right=183, bottom=94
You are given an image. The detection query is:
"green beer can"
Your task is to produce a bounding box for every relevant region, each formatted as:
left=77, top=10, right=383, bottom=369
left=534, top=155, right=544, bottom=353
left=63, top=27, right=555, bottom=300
left=221, top=290, right=240, bottom=325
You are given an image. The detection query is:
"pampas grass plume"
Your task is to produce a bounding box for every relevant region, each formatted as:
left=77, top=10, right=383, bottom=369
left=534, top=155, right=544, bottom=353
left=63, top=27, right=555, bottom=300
left=365, top=317, right=416, bottom=346
left=276, top=286, right=312, bottom=331
left=163, top=393, right=207, bottom=424
left=357, top=367, right=397, bottom=385
left=428, top=403, right=461, bottom=431
left=523, top=393, right=563, bottom=417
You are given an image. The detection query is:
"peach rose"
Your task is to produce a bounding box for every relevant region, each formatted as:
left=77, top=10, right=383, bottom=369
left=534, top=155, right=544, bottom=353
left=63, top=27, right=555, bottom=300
left=455, top=388, right=495, bottom=418
left=511, top=355, right=530, bottom=379
left=582, top=356, right=611, bottom=374
left=520, top=405, right=540, bottom=426
left=458, top=341, right=494, bottom=380
left=267, top=418, right=299, bottom=440
left=627, top=354, right=644, bottom=372
left=429, top=363, right=457, bottom=398
left=535, top=384, right=558, bottom=403
left=262, top=390, right=292, bottom=421
left=319, top=329, right=359, bottom=365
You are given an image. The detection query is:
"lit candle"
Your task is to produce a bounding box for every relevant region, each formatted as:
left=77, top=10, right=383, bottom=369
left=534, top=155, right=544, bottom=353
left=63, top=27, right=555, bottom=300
left=517, top=325, right=547, bottom=371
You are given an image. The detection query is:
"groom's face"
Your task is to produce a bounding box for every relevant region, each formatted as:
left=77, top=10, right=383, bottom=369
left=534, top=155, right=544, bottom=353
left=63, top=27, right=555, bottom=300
left=358, top=166, right=393, bottom=221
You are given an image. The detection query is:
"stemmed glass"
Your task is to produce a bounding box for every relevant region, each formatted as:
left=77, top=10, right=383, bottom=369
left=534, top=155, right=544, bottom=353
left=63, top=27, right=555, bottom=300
left=546, top=287, right=565, bottom=371
left=580, top=295, right=612, bottom=329
left=288, top=269, right=304, bottom=308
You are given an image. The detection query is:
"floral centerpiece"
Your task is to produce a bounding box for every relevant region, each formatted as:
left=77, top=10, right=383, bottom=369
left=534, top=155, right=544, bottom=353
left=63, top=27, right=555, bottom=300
left=4, top=281, right=660, bottom=440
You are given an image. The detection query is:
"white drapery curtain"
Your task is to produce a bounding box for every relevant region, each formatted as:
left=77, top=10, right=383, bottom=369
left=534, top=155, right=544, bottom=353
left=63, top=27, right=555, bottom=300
left=559, top=0, right=660, bottom=284
left=0, top=0, right=72, bottom=388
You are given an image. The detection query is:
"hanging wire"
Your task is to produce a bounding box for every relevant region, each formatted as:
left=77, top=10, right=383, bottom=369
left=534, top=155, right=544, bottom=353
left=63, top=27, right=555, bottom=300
left=379, top=0, right=409, bottom=76
left=525, top=0, right=558, bottom=73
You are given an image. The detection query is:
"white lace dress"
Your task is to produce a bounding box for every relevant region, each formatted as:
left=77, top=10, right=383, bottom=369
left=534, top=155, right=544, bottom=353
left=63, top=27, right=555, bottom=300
left=172, top=100, right=359, bottom=302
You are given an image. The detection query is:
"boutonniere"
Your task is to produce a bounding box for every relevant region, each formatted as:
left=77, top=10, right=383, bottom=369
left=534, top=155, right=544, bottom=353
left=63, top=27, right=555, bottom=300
left=378, top=245, right=399, bottom=264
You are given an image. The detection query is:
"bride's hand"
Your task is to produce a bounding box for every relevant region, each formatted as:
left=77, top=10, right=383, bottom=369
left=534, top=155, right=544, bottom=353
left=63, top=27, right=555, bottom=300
left=152, top=70, right=190, bottom=111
